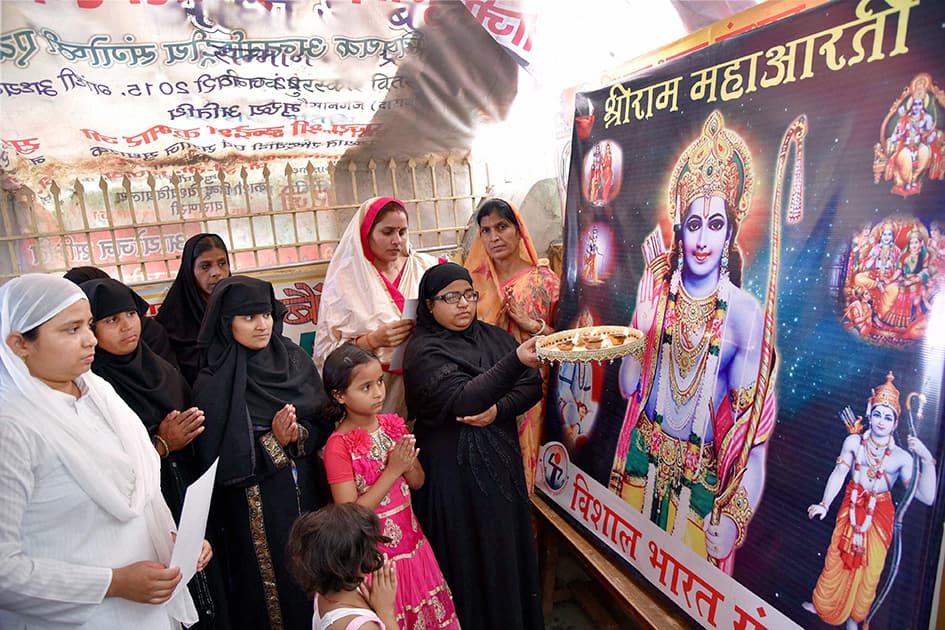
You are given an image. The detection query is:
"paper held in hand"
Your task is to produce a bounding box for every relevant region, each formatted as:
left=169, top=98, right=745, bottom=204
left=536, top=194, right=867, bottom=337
left=169, top=457, right=218, bottom=598
left=388, top=298, right=419, bottom=371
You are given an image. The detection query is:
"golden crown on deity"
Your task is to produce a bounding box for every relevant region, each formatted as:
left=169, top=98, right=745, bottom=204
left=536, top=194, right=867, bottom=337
left=869, top=372, right=901, bottom=417
left=667, top=110, right=754, bottom=228
left=907, top=225, right=928, bottom=243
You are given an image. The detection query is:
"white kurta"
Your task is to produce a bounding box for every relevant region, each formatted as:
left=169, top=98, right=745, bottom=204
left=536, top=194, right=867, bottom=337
left=0, top=384, right=179, bottom=630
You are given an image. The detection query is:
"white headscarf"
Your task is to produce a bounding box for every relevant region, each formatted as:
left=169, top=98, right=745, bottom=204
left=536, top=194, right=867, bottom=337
left=313, top=197, right=440, bottom=370
left=0, top=274, right=197, bottom=625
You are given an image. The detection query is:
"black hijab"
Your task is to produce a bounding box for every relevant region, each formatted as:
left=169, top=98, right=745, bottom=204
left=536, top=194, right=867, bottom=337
left=64, top=266, right=109, bottom=285
left=406, top=262, right=513, bottom=429
left=66, top=266, right=178, bottom=366
left=405, top=263, right=540, bottom=500
left=193, top=275, right=327, bottom=485
left=413, top=262, right=481, bottom=339
left=155, top=233, right=229, bottom=383
left=82, top=278, right=190, bottom=429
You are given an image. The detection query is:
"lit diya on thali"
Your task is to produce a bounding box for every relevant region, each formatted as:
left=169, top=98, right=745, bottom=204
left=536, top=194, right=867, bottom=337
left=536, top=325, right=644, bottom=364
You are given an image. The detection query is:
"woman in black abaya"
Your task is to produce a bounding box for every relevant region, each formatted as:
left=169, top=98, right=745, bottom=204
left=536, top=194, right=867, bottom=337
left=81, top=277, right=229, bottom=629
left=156, top=233, right=231, bottom=383
left=66, top=266, right=178, bottom=366
left=403, top=262, right=545, bottom=630
left=193, top=275, right=332, bottom=630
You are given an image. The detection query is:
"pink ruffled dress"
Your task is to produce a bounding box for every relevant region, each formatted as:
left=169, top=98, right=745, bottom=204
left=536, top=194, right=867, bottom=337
left=325, top=414, right=460, bottom=630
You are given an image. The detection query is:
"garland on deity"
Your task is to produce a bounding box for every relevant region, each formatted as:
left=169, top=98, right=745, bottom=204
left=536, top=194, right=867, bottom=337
left=643, top=265, right=731, bottom=537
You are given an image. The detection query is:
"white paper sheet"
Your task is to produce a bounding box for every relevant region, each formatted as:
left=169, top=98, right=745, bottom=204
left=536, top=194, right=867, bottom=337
left=169, top=458, right=218, bottom=597
left=401, top=298, right=418, bottom=321
left=388, top=298, right=419, bottom=371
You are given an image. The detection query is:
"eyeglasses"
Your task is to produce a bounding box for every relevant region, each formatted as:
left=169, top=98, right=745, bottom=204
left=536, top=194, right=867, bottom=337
left=430, top=289, right=480, bottom=305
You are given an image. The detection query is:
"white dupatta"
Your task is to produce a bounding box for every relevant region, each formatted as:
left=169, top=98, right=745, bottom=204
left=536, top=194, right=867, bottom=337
left=0, top=274, right=197, bottom=626
left=313, top=197, right=440, bottom=370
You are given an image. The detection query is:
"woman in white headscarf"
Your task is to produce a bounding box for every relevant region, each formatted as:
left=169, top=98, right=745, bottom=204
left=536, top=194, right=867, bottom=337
left=0, top=274, right=207, bottom=629
left=313, top=197, right=442, bottom=417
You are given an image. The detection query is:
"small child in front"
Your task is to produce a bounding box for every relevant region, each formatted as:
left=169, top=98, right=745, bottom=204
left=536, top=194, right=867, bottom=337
left=288, top=503, right=397, bottom=630
left=321, top=344, right=460, bottom=630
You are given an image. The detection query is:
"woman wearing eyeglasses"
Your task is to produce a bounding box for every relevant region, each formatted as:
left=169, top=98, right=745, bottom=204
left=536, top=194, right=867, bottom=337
left=403, top=263, right=545, bottom=630
left=464, top=198, right=560, bottom=494
left=314, top=197, right=442, bottom=418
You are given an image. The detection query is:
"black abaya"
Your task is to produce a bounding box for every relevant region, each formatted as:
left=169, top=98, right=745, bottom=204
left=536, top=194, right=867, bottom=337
left=403, top=263, right=544, bottom=630
left=193, top=276, right=332, bottom=630
left=155, top=233, right=224, bottom=383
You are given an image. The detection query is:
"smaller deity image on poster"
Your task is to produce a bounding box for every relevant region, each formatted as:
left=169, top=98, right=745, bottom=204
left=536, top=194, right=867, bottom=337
left=801, top=372, right=938, bottom=628
left=582, top=140, right=622, bottom=206
left=556, top=307, right=604, bottom=453
left=839, top=216, right=942, bottom=345
left=872, top=73, right=945, bottom=198
left=580, top=222, right=614, bottom=285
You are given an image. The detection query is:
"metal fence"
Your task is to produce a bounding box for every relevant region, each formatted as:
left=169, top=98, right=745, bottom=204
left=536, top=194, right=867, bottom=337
left=0, top=153, right=488, bottom=283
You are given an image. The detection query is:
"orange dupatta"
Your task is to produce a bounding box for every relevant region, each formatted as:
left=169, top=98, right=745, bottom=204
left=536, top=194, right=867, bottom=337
left=464, top=200, right=542, bottom=338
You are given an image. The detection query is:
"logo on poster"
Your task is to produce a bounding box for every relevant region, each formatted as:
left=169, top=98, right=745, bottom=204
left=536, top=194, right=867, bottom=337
left=540, top=443, right=569, bottom=494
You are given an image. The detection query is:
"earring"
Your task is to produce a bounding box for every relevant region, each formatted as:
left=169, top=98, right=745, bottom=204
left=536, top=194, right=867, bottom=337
left=721, top=241, right=730, bottom=278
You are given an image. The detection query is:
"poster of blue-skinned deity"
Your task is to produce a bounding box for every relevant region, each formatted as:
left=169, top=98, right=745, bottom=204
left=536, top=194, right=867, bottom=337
left=536, top=1, right=945, bottom=628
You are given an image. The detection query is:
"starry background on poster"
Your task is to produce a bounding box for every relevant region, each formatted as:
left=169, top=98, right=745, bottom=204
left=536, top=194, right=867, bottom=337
left=544, top=1, right=945, bottom=627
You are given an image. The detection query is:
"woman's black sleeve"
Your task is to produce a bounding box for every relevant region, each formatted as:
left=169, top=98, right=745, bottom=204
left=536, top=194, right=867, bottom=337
left=494, top=368, right=542, bottom=420
left=450, top=351, right=540, bottom=417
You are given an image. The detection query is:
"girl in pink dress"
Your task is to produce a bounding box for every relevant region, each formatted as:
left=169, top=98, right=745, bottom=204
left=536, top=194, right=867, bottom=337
left=322, top=344, right=460, bottom=630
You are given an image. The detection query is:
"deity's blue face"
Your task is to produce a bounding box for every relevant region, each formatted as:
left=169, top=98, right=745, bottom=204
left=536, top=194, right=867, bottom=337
left=682, top=195, right=729, bottom=282
left=881, top=228, right=894, bottom=245
left=869, top=403, right=898, bottom=437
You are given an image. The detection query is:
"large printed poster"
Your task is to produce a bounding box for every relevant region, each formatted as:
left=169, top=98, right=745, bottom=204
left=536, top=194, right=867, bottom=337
left=537, top=1, right=945, bottom=628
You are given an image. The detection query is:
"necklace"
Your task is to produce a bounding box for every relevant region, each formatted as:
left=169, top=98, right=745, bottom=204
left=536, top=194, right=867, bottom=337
left=849, top=432, right=892, bottom=556
left=864, top=434, right=892, bottom=481
left=655, top=270, right=730, bottom=431
left=668, top=283, right=721, bottom=408
left=866, top=433, right=892, bottom=453
left=673, top=284, right=717, bottom=378
left=647, top=270, right=731, bottom=538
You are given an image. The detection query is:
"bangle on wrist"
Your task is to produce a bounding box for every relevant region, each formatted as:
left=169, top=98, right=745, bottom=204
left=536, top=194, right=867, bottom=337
left=529, top=318, right=546, bottom=337
left=154, top=434, right=170, bottom=458
left=721, top=485, right=753, bottom=549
